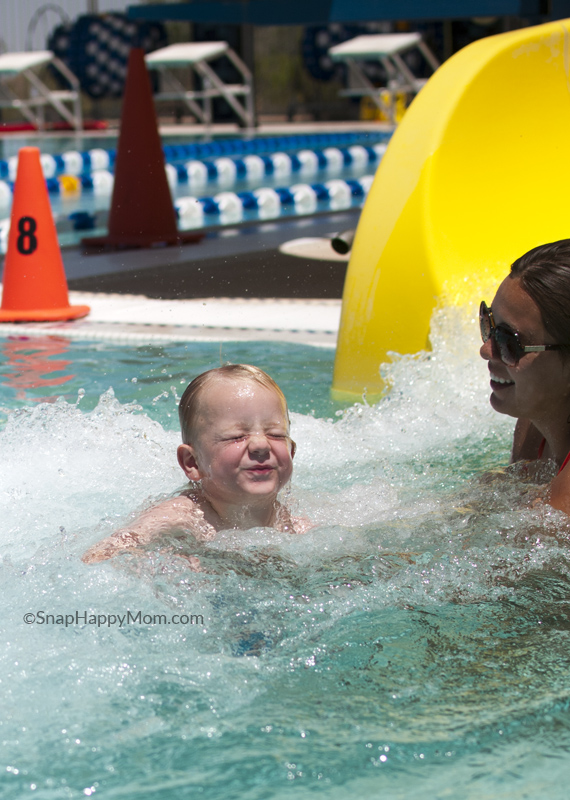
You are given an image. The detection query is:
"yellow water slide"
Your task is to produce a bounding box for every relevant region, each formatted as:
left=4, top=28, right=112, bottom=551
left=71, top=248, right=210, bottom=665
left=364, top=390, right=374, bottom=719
left=332, top=19, right=570, bottom=402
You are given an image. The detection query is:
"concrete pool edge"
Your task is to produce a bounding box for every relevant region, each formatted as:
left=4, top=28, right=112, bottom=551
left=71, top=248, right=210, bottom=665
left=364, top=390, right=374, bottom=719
left=0, top=292, right=341, bottom=348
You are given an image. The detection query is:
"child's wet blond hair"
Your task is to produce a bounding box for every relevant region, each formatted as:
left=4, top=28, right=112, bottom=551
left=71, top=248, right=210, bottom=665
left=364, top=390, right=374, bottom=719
left=178, top=364, right=289, bottom=445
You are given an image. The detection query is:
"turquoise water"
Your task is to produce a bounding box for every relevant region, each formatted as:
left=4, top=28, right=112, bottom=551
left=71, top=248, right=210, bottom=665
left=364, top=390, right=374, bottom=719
left=0, top=338, right=339, bottom=423
left=1, top=307, right=570, bottom=799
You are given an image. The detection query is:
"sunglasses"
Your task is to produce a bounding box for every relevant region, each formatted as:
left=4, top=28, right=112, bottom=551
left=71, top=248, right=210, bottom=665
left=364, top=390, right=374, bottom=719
left=479, top=301, right=567, bottom=366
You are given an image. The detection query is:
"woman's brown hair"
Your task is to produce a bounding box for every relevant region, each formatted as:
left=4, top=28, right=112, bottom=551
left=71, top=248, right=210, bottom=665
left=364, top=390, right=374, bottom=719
left=510, top=239, right=570, bottom=348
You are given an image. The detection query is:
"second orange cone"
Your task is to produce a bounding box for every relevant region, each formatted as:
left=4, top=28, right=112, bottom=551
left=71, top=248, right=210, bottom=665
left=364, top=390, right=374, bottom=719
left=0, top=147, right=89, bottom=322
left=83, top=48, right=202, bottom=249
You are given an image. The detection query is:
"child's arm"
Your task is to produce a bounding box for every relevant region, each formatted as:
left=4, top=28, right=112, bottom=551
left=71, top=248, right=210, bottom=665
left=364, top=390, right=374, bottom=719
left=81, top=496, right=207, bottom=564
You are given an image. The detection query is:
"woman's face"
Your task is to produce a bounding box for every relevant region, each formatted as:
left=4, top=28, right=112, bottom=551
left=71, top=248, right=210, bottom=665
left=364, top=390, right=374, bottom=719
left=480, top=276, right=570, bottom=424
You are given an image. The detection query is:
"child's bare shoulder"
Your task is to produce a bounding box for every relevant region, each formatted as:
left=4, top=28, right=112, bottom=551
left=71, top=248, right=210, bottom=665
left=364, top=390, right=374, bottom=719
left=274, top=502, right=314, bottom=535
left=81, top=493, right=215, bottom=564
left=138, top=493, right=208, bottom=530
left=289, top=516, right=314, bottom=534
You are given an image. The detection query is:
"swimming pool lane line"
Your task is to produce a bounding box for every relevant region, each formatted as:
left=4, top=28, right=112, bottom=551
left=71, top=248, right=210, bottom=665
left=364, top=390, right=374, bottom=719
left=0, top=141, right=386, bottom=204
left=0, top=176, right=373, bottom=253
left=0, top=129, right=390, bottom=182
left=0, top=147, right=382, bottom=251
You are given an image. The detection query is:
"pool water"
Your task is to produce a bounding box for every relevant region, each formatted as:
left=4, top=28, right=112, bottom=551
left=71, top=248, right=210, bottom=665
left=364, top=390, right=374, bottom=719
left=1, top=305, right=570, bottom=799
left=0, top=338, right=339, bottom=422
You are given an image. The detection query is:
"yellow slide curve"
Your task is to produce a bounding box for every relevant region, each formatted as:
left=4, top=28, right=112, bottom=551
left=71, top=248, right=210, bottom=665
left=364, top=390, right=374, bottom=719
left=332, top=19, right=570, bottom=402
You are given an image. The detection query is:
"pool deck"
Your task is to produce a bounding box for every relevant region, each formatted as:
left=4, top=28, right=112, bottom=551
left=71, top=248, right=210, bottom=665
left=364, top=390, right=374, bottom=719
left=0, top=206, right=356, bottom=349
left=0, top=294, right=341, bottom=347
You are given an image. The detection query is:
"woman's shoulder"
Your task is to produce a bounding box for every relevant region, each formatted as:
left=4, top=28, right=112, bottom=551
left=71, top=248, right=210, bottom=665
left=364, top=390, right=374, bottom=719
left=546, top=458, right=570, bottom=515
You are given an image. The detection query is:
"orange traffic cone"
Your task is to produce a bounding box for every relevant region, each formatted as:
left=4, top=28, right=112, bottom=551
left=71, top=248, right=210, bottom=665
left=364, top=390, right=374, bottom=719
left=83, top=47, right=202, bottom=249
left=0, top=147, right=89, bottom=322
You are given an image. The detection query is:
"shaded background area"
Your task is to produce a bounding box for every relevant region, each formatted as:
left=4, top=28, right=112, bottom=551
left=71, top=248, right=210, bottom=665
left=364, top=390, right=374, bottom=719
left=5, top=2, right=569, bottom=127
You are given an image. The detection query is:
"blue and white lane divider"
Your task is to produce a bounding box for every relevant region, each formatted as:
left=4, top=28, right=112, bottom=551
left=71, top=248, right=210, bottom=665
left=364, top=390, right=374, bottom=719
left=0, top=143, right=387, bottom=204
left=0, top=130, right=389, bottom=181
left=0, top=149, right=113, bottom=182
left=169, top=143, right=387, bottom=189
left=174, top=176, right=375, bottom=227
left=0, top=176, right=374, bottom=252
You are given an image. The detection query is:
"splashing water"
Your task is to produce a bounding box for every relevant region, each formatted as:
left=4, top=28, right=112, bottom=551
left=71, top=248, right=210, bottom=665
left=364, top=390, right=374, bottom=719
left=1, top=307, right=570, bottom=800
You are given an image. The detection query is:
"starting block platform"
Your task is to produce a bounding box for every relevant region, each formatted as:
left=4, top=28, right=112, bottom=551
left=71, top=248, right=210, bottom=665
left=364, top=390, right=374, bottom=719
left=329, top=33, right=439, bottom=123
left=145, top=42, right=254, bottom=129
left=0, top=51, right=82, bottom=131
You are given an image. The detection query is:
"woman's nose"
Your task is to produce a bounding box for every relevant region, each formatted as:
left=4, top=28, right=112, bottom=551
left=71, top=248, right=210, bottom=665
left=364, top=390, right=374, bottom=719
left=480, top=336, right=493, bottom=361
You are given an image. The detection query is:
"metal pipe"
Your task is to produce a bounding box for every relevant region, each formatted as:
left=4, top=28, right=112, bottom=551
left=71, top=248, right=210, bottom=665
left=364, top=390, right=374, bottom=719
left=330, top=229, right=355, bottom=255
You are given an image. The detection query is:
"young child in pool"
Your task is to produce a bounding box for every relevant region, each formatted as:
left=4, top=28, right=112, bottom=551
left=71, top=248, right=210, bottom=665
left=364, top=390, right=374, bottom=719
left=82, top=364, right=309, bottom=564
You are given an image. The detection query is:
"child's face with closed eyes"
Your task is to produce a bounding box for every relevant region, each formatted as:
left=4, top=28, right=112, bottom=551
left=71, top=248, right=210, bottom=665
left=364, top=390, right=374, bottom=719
left=177, top=377, right=295, bottom=508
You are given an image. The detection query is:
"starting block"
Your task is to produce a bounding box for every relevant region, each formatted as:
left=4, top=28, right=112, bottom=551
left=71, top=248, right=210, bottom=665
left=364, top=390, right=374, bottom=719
left=329, top=33, right=439, bottom=123
left=0, top=51, right=82, bottom=131
left=145, top=42, right=254, bottom=128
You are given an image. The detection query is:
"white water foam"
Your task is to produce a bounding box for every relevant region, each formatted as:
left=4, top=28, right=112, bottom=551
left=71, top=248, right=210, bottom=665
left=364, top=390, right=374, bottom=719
left=1, top=304, right=570, bottom=799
